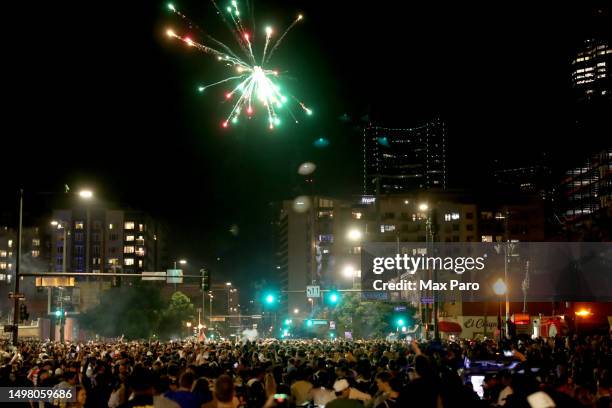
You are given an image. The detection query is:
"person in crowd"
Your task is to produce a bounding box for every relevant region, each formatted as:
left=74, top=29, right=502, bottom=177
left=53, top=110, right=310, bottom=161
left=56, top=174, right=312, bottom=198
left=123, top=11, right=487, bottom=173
left=327, top=379, right=364, bottom=408
left=165, top=371, right=200, bottom=408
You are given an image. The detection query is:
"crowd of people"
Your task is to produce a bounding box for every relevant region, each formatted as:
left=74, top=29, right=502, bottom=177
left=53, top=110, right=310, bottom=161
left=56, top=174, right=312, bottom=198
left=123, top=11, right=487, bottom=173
left=0, top=334, right=610, bottom=408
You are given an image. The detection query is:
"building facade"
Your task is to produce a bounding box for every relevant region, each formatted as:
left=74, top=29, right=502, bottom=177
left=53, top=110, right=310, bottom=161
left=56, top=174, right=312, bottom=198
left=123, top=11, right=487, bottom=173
left=571, top=38, right=611, bottom=101
left=50, top=208, right=166, bottom=275
left=362, top=118, right=447, bottom=195
left=559, top=148, right=612, bottom=222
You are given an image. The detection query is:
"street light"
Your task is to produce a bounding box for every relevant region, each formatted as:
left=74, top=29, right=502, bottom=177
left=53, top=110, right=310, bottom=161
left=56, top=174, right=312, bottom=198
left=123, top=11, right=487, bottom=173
left=186, top=322, right=192, bottom=328
left=347, top=228, right=362, bottom=241
left=226, top=282, right=232, bottom=286
left=173, top=259, right=187, bottom=268
left=418, top=203, right=429, bottom=212
left=12, top=187, right=95, bottom=344
left=493, top=278, right=507, bottom=344
left=293, top=308, right=299, bottom=315
left=78, top=189, right=94, bottom=199
left=342, top=265, right=355, bottom=278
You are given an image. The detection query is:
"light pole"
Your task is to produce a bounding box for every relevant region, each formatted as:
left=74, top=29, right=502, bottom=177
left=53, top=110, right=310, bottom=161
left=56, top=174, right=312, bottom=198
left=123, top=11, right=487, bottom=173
left=12, top=188, right=93, bottom=345
left=419, top=202, right=438, bottom=341
left=172, top=259, right=187, bottom=291
left=493, top=278, right=507, bottom=347
left=226, top=282, right=232, bottom=315
left=50, top=220, right=70, bottom=342
left=209, top=293, right=214, bottom=325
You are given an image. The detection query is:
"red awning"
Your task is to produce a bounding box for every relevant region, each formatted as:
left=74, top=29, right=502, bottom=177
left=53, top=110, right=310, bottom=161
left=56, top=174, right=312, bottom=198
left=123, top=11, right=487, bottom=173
left=438, top=321, right=462, bottom=333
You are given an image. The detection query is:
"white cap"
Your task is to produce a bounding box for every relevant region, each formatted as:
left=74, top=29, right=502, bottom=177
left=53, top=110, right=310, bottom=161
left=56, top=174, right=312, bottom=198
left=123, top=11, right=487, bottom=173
left=333, top=379, right=350, bottom=393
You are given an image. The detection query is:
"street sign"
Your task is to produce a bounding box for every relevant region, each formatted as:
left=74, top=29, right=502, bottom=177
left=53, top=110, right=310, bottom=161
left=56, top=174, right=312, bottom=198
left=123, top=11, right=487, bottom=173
left=329, top=321, right=336, bottom=329
left=35, top=276, right=75, bottom=287
left=313, top=319, right=327, bottom=325
left=142, top=272, right=166, bottom=281
left=306, top=285, right=320, bottom=298
left=166, top=269, right=183, bottom=284
left=394, top=306, right=407, bottom=312
left=8, top=292, right=25, bottom=299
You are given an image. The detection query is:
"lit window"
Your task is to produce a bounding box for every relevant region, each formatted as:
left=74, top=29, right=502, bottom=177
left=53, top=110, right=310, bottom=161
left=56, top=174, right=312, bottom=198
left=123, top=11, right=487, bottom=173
left=32, top=250, right=40, bottom=258
left=138, top=260, right=143, bottom=268
left=352, top=212, right=362, bottom=219
left=108, top=258, right=118, bottom=265
left=124, top=222, right=135, bottom=230
left=451, top=213, right=460, bottom=220
left=351, top=246, right=362, bottom=254
left=481, top=235, right=493, bottom=242
left=124, top=258, right=134, bottom=266
left=126, top=235, right=135, bottom=242
left=139, top=224, right=144, bottom=232
left=135, top=248, right=145, bottom=257
left=32, top=239, right=40, bottom=247
left=124, top=246, right=135, bottom=254
left=75, top=221, right=84, bottom=229
left=109, top=224, right=114, bottom=230
left=0, top=251, right=6, bottom=257
left=380, top=225, right=396, bottom=232
left=8, top=240, right=13, bottom=248
left=0, top=262, right=6, bottom=269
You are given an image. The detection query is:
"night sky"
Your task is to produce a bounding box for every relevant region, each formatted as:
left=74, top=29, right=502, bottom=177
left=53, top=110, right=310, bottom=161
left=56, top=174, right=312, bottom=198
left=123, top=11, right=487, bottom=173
left=2, top=1, right=609, bottom=288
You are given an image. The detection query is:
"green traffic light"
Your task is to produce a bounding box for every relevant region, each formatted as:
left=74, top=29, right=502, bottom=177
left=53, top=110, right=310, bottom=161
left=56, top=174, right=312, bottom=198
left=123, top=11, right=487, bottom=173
left=284, top=319, right=292, bottom=325
left=330, top=293, right=338, bottom=303
left=397, top=318, right=405, bottom=326
left=265, top=294, right=275, bottom=304
left=55, top=310, right=61, bottom=317
left=306, top=320, right=313, bottom=327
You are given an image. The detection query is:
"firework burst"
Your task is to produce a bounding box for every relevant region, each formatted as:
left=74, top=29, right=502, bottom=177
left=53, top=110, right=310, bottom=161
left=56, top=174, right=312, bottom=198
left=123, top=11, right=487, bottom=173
left=166, top=2, right=312, bottom=130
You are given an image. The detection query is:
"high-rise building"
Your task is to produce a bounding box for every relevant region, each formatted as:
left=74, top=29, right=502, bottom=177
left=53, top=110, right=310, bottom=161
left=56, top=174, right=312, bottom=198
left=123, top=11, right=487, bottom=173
left=50, top=208, right=166, bottom=275
left=571, top=38, right=611, bottom=101
left=559, top=148, right=612, bottom=221
left=0, top=226, right=46, bottom=285
left=276, top=196, right=360, bottom=317
left=362, top=117, right=447, bottom=195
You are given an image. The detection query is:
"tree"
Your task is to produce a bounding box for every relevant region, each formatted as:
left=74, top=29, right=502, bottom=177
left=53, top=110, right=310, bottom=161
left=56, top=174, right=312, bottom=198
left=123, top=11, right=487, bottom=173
left=157, top=291, right=196, bottom=340
left=330, top=293, right=407, bottom=338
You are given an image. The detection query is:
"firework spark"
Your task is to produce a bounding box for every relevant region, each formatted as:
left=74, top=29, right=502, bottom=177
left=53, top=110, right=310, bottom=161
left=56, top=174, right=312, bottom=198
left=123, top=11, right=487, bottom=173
left=166, top=2, right=311, bottom=130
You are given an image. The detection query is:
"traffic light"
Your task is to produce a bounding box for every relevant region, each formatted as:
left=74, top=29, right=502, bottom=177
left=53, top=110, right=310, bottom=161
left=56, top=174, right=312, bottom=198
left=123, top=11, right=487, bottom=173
left=284, top=319, right=292, bottom=326
left=55, top=309, right=62, bottom=317
left=329, top=332, right=336, bottom=339
left=263, top=292, right=278, bottom=305
left=201, top=268, right=211, bottom=291
left=306, top=319, right=313, bottom=327
left=326, top=290, right=340, bottom=306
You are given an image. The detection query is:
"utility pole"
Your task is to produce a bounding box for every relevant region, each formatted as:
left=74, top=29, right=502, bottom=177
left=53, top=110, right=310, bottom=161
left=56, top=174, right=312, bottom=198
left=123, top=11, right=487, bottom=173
left=12, top=189, right=23, bottom=345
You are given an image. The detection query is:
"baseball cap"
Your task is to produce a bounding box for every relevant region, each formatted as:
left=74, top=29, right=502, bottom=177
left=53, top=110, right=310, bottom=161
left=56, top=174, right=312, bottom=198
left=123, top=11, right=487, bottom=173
left=333, top=379, right=350, bottom=392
